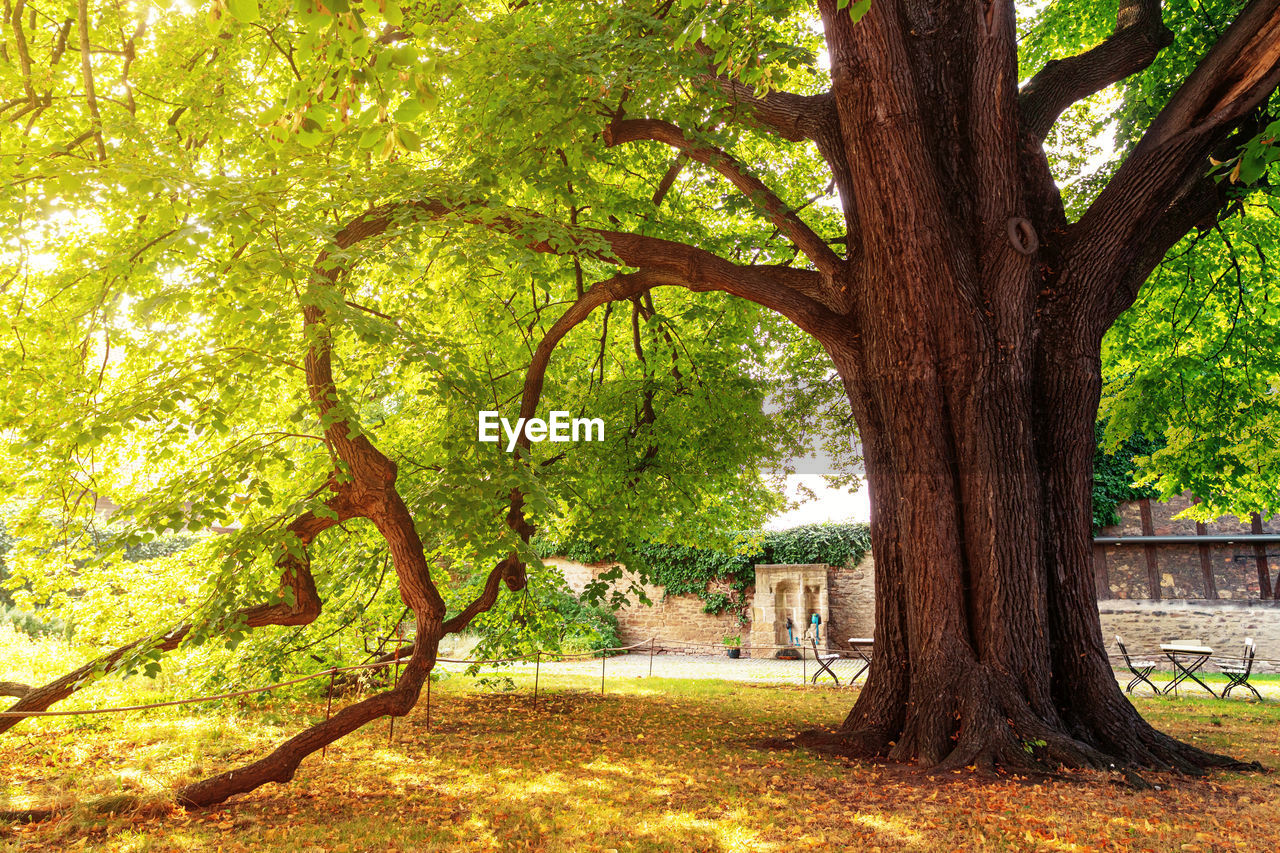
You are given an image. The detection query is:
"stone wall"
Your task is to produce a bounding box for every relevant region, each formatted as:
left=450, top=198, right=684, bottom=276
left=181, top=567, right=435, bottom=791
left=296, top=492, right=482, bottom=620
left=1100, top=599, right=1280, bottom=674
left=829, top=555, right=876, bottom=647
left=546, top=557, right=746, bottom=652
left=547, top=553, right=877, bottom=656
left=1097, top=492, right=1280, bottom=600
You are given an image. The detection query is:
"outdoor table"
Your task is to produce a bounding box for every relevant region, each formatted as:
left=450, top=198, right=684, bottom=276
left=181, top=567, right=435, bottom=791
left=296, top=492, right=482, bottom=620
left=1159, top=643, right=1217, bottom=698
left=846, top=637, right=874, bottom=682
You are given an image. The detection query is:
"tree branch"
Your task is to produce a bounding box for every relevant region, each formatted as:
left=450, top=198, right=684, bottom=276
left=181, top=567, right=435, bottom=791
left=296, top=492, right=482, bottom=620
left=603, top=118, right=844, bottom=278
left=76, top=0, right=106, bottom=160
left=0, top=501, right=352, bottom=734
left=696, top=65, right=855, bottom=238
left=1019, top=0, right=1173, bottom=140
left=1066, top=0, right=1280, bottom=325
left=328, top=198, right=844, bottom=325
left=702, top=74, right=835, bottom=143
left=9, top=0, right=36, bottom=103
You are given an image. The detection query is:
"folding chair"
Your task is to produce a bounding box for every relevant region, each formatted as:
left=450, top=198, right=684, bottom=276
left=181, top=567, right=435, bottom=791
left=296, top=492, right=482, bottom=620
left=810, top=637, right=842, bottom=685
left=1116, top=635, right=1159, bottom=695
left=1221, top=637, right=1263, bottom=701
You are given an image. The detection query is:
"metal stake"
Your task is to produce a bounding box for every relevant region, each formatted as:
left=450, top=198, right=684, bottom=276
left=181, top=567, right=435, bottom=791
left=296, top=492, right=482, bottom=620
left=425, top=673, right=431, bottom=732
left=533, top=651, right=540, bottom=710
left=648, top=638, right=655, bottom=678
left=600, top=652, right=606, bottom=696
left=389, top=655, right=400, bottom=745
left=322, top=667, right=337, bottom=759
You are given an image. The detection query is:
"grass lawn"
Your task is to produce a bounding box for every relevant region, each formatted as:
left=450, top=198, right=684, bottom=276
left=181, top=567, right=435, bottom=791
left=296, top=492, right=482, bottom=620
left=2, top=643, right=1279, bottom=851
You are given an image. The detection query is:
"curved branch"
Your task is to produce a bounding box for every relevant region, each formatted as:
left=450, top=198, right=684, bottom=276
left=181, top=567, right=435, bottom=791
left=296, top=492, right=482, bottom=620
left=1019, top=0, right=1173, bottom=140
left=333, top=198, right=844, bottom=325
left=1066, top=0, right=1280, bottom=324
left=162, top=208, right=461, bottom=806
left=603, top=118, right=844, bottom=279
left=0, top=501, right=352, bottom=734
left=177, top=621, right=439, bottom=807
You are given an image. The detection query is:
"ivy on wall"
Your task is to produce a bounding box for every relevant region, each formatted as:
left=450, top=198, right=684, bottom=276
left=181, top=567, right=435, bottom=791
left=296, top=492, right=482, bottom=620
left=1093, top=426, right=1160, bottom=531
left=542, top=522, right=871, bottom=619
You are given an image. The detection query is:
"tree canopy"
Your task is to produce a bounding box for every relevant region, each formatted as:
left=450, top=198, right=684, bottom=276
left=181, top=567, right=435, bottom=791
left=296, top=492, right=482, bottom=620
left=3, top=0, right=1280, bottom=805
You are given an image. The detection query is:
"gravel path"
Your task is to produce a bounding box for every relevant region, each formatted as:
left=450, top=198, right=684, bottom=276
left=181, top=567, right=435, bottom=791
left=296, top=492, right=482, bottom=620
left=440, top=651, right=1279, bottom=699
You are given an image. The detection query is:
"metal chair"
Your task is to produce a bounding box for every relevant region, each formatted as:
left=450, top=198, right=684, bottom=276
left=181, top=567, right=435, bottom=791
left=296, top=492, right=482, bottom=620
left=1116, top=635, right=1159, bottom=695
left=1220, top=637, right=1263, bottom=700
left=810, top=637, right=842, bottom=685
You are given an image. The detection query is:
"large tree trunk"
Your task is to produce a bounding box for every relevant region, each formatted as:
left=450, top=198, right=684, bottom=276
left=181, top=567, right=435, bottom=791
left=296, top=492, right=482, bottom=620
left=793, top=0, right=1276, bottom=776
left=807, top=317, right=1245, bottom=773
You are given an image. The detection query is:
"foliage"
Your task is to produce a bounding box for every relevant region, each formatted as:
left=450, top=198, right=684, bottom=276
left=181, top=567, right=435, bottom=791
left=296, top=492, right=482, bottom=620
left=1091, top=426, right=1161, bottom=530
left=1, top=0, right=859, bottom=702
left=1023, top=0, right=1280, bottom=521
left=459, top=556, right=622, bottom=662
left=1100, top=190, right=1280, bottom=520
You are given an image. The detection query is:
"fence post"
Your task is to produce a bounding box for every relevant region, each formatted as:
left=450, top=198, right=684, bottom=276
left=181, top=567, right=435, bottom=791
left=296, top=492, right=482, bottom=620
left=426, top=673, right=431, bottom=732
left=601, top=651, right=606, bottom=696
left=648, top=637, right=655, bottom=678
left=802, top=651, right=806, bottom=686
left=533, top=651, right=540, bottom=711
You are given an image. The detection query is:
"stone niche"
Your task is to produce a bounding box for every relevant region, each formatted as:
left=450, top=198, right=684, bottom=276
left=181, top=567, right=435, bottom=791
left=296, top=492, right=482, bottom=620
left=750, top=564, right=831, bottom=657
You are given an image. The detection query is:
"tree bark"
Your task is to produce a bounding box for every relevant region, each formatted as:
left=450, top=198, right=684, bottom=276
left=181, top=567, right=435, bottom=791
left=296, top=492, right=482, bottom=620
left=793, top=0, right=1278, bottom=775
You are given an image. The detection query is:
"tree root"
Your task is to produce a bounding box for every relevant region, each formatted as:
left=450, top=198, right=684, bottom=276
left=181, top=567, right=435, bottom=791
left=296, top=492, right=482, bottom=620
left=798, top=662, right=1261, bottom=786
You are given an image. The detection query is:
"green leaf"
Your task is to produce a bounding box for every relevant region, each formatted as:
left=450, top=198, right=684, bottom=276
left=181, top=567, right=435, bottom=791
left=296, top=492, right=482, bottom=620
left=847, top=0, right=872, bottom=22
left=226, top=0, right=260, bottom=23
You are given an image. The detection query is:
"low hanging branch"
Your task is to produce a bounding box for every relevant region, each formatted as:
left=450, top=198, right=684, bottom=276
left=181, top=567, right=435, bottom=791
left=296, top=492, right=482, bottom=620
left=175, top=214, right=750, bottom=807
left=0, top=502, right=353, bottom=737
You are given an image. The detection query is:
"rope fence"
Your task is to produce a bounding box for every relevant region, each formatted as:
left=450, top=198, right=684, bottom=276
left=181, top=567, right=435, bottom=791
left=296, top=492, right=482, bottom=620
left=2, top=637, right=1274, bottom=719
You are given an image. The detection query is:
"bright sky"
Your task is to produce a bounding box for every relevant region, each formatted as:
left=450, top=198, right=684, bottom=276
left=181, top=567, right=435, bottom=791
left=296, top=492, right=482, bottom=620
left=766, top=474, right=870, bottom=530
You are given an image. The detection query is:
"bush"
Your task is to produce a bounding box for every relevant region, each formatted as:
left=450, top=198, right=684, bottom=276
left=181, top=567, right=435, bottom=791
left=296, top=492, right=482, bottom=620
left=551, top=589, right=622, bottom=654
left=0, top=604, right=69, bottom=639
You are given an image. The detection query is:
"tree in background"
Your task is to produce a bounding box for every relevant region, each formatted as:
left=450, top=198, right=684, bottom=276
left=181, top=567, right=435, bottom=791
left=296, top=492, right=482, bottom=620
left=2, top=0, right=1279, bottom=805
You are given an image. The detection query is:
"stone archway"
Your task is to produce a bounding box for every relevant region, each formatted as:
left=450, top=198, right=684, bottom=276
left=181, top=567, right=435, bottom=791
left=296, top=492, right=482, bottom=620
left=751, top=564, right=830, bottom=657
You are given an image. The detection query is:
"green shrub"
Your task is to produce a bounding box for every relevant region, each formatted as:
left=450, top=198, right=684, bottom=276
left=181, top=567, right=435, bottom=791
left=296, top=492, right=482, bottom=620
left=0, top=604, right=69, bottom=639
